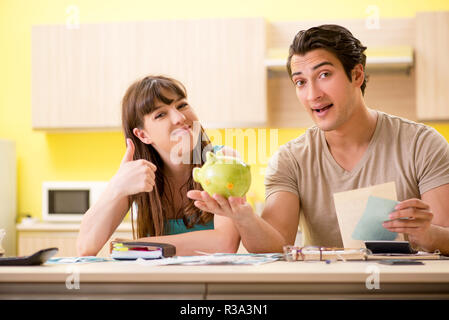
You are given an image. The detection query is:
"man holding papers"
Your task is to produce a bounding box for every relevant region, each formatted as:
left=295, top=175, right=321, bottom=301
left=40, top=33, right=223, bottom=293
left=188, top=24, right=449, bottom=255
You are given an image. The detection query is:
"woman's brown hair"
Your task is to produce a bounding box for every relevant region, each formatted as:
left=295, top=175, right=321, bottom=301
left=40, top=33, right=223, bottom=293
left=121, top=75, right=214, bottom=238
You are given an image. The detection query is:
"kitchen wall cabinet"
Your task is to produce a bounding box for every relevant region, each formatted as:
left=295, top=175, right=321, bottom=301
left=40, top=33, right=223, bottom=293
left=32, top=18, right=266, bottom=130
left=32, top=13, right=448, bottom=130
left=415, top=11, right=449, bottom=121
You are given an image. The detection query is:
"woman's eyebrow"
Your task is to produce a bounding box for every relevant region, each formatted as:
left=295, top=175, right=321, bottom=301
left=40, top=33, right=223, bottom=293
left=153, top=95, right=186, bottom=110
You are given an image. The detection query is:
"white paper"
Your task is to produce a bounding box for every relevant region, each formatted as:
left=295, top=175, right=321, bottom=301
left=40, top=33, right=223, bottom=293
left=333, top=181, right=402, bottom=248
left=130, top=253, right=282, bottom=266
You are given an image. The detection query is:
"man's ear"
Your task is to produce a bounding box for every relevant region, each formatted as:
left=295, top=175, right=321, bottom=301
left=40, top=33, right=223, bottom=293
left=133, top=127, right=152, bottom=145
left=351, top=64, right=365, bottom=88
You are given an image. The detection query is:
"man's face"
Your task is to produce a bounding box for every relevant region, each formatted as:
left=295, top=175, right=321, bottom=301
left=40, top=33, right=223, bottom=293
left=290, top=48, right=362, bottom=132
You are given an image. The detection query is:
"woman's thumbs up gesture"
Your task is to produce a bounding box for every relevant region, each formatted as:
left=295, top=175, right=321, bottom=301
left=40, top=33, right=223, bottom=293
left=110, top=138, right=157, bottom=197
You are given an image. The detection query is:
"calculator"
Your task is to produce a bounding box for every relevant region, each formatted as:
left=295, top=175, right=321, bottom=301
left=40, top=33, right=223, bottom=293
left=0, top=248, right=58, bottom=266
left=364, top=241, right=417, bottom=254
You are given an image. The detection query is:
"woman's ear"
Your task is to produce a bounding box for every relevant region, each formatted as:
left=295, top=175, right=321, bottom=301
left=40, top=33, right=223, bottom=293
left=133, top=127, right=152, bottom=145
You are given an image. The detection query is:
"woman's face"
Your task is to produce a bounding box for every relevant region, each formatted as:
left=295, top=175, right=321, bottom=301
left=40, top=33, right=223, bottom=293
left=133, top=89, right=200, bottom=164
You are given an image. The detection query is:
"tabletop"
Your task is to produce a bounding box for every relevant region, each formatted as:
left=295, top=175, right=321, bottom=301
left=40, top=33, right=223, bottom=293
left=1, top=259, right=449, bottom=299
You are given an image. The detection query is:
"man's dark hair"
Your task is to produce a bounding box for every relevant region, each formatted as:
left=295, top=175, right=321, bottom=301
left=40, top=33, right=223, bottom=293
left=286, top=24, right=368, bottom=95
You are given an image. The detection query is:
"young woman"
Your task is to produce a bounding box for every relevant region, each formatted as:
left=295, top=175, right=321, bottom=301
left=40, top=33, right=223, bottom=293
left=77, top=75, right=240, bottom=256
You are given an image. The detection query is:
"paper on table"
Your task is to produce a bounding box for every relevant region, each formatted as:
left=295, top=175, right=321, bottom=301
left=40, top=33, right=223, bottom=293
left=333, top=181, right=402, bottom=248
left=128, top=253, right=282, bottom=266
left=352, top=196, right=399, bottom=241
left=46, top=256, right=110, bottom=264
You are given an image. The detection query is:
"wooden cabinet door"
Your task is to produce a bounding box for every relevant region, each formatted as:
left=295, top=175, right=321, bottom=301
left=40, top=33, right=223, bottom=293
left=18, top=230, right=133, bottom=257
left=32, top=18, right=266, bottom=130
left=416, top=12, right=449, bottom=121
left=0, top=140, right=16, bottom=256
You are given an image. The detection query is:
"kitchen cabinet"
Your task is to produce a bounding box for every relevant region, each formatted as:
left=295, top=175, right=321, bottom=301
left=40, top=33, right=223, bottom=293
left=32, top=18, right=266, bottom=130
left=16, top=222, right=133, bottom=257
left=32, top=13, right=448, bottom=130
left=0, top=140, right=16, bottom=256
left=415, top=11, right=449, bottom=121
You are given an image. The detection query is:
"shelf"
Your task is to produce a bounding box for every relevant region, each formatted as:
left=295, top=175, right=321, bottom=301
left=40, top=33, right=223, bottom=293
left=266, top=46, right=414, bottom=73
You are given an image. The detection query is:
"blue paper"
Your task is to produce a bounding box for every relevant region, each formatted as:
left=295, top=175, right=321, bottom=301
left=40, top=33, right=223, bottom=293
left=352, top=196, right=399, bottom=241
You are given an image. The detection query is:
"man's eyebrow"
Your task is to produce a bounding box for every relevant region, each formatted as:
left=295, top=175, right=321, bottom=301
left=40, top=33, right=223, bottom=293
left=313, top=61, right=334, bottom=70
left=291, top=61, right=334, bottom=77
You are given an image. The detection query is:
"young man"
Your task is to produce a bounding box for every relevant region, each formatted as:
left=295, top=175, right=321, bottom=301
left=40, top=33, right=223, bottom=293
left=188, top=25, right=449, bottom=255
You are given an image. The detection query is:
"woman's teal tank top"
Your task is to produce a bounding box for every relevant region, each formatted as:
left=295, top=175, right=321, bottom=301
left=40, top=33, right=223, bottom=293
left=164, top=218, right=214, bottom=235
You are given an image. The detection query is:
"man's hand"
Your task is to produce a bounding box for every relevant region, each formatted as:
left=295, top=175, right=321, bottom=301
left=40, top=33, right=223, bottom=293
left=187, top=190, right=254, bottom=222
left=383, top=198, right=434, bottom=247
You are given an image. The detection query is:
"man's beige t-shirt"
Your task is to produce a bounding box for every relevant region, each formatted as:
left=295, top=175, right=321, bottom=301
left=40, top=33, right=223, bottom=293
left=264, top=111, right=449, bottom=247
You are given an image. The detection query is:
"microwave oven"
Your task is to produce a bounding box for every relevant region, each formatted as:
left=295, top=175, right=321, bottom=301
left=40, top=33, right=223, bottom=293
left=42, top=181, right=107, bottom=222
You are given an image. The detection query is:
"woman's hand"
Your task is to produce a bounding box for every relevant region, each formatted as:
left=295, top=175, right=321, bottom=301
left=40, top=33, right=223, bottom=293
left=110, top=138, right=157, bottom=197
left=382, top=198, right=434, bottom=248
left=187, top=190, right=254, bottom=223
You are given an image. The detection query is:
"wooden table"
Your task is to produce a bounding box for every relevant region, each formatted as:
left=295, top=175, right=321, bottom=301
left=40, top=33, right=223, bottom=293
left=1, top=259, right=449, bottom=300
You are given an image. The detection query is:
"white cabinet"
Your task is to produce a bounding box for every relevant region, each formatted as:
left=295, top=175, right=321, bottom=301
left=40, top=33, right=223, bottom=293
left=415, top=11, right=449, bottom=121
left=17, top=222, right=133, bottom=257
left=32, top=18, right=266, bottom=130
left=0, top=140, right=16, bottom=256
left=32, top=14, right=447, bottom=130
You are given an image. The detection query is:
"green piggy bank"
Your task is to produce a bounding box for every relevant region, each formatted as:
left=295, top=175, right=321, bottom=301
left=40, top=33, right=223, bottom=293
left=193, top=151, right=251, bottom=198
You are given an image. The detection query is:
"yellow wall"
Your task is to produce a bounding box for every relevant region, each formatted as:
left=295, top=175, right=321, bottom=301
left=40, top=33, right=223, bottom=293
left=1, top=0, right=449, bottom=220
